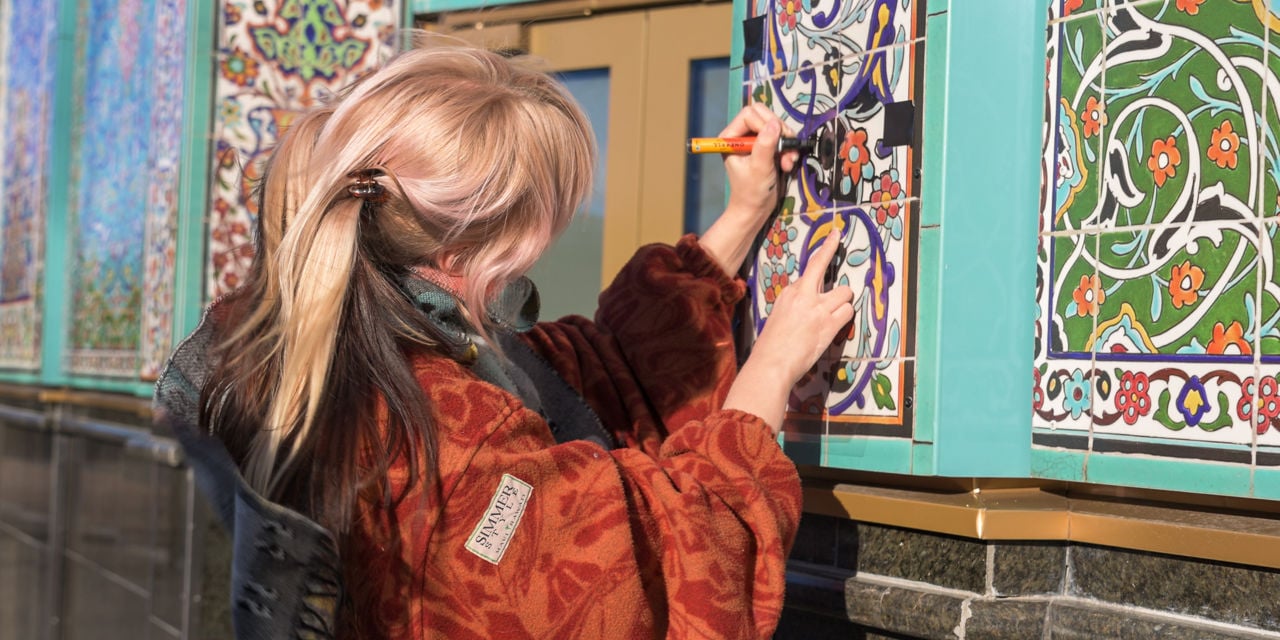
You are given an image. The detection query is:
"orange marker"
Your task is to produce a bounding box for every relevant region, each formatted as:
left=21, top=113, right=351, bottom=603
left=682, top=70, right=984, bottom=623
left=687, top=136, right=814, bottom=154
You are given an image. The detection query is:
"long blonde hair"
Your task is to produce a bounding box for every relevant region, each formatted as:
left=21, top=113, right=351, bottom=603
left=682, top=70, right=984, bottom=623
left=201, top=43, right=595, bottom=522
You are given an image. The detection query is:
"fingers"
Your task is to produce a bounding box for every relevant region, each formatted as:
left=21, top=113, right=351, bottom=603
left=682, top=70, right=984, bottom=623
left=800, top=230, right=842, bottom=287
left=779, top=149, right=800, bottom=173
left=720, top=103, right=794, bottom=139
left=752, top=120, right=781, bottom=165
left=824, top=285, right=855, bottom=313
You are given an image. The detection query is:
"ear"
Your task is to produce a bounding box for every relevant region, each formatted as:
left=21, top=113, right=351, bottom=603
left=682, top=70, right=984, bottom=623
left=436, top=251, right=464, bottom=275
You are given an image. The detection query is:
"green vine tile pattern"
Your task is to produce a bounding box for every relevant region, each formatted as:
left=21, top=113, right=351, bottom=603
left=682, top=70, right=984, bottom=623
left=1037, top=0, right=1280, bottom=460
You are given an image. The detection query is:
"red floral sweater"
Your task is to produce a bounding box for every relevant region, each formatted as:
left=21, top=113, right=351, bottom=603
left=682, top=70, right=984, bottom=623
left=354, top=236, right=802, bottom=639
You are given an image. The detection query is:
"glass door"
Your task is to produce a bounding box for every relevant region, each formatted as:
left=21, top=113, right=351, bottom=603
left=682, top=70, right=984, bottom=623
left=638, top=3, right=733, bottom=242
left=526, top=14, right=645, bottom=320
left=524, top=5, right=732, bottom=319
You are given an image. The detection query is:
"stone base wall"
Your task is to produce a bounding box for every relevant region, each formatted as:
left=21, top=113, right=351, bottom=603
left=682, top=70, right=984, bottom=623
left=777, top=514, right=1280, bottom=639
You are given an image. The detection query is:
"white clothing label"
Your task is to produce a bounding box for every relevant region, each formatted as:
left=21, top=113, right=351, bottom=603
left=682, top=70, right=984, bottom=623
left=465, top=474, right=532, bottom=564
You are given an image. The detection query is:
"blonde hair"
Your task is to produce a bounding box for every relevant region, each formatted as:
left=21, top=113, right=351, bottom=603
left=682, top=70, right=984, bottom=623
left=203, top=43, right=596, bottom=510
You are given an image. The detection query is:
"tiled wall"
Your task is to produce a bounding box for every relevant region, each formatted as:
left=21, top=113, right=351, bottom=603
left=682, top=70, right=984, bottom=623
left=1035, top=0, right=1280, bottom=498
left=0, top=1, right=58, bottom=370
left=207, top=0, right=400, bottom=297
left=65, top=0, right=188, bottom=379
left=0, top=0, right=401, bottom=393
left=737, top=0, right=928, bottom=468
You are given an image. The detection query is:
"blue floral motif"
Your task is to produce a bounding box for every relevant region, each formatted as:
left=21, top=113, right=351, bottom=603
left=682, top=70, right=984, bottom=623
left=1063, top=369, right=1091, bottom=419
left=1175, top=375, right=1209, bottom=427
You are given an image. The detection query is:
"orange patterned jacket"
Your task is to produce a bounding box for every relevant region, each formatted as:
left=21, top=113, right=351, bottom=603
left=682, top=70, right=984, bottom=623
left=353, top=236, right=802, bottom=639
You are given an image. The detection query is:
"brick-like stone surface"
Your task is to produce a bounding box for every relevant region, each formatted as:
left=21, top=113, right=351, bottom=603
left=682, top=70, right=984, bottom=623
left=1069, top=544, right=1280, bottom=631
left=847, top=578, right=964, bottom=639
left=857, top=523, right=987, bottom=593
left=836, top=516, right=860, bottom=571
left=992, top=542, right=1066, bottom=596
left=786, top=561, right=853, bottom=615
left=1049, top=601, right=1264, bottom=639
left=965, top=599, right=1048, bottom=639
left=791, top=513, right=841, bottom=566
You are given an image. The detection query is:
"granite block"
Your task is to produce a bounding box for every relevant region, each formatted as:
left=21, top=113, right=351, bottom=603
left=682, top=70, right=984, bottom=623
left=1069, top=544, right=1280, bottom=632
left=846, top=578, right=964, bottom=639
left=964, top=599, right=1049, bottom=639
left=991, top=542, right=1066, bottom=596
left=836, top=517, right=860, bottom=571
left=857, top=523, right=987, bottom=593
left=791, top=513, right=841, bottom=566
left=1049, top=601, right=1264, bottom=640
left=786, top=561, right=853, bottom=615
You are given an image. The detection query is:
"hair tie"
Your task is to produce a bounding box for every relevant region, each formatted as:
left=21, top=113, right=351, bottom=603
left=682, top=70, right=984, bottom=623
left=346, top=168, right=387, bottom=203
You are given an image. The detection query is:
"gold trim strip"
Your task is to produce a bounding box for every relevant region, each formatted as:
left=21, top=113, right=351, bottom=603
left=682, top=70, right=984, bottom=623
left=805, top=481, right=1280, bottom=569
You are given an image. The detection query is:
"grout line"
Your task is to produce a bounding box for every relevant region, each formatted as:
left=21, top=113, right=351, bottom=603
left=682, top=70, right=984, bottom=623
left=1040, top=218, right=1263, bottom=237
left=1254, top=12, right=1272, bottom=495
left=955, top=597, right=972, bottom=640
left=743, top=38, right=928, bottom=86
left=985, top=545, right=996, bottom=597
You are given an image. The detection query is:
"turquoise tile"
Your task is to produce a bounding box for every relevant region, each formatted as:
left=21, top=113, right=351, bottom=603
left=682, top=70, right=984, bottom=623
left=914, top=227, right=941, bottom=443
left=911, top=442, right=935, bottom=475
left=930, top=0, right=1043, bottom=477
left=782, top=434, right=824, bottom=466
left=730, top=0, right=748, bottom=72
left=919, top=12, right=948, bottom=227
left=825, top=435, right=913, bottom=474
left=1032, top=447, right=1087, bottom=481
left=926, top=0, right=949, bottom=15
left=1085, top=452, right=1251, bottom=497
left=1252, top=466, right=1280, bottom=500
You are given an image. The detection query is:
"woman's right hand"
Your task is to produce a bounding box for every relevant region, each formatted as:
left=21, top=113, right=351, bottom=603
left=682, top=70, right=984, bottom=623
left=723, top=232, right=855, bottom=432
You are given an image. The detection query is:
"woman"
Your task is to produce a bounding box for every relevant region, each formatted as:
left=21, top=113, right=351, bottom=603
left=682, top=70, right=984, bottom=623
left=157, top=43, right=854, bottom=639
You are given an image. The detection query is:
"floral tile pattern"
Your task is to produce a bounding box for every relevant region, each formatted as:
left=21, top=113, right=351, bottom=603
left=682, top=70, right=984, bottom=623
left=208, top=0, right=399, bottom=297
left=1045, top=11, right=1104, bottom=232
left=0, top=2, right=57, bottom=370
left=65, top=0, right=187, bottom=379
left=747, top=0, right=922, bottom=80
left=1036, top=0, right=1280, bottom=465
left=746, top=0, right=923, bottom=441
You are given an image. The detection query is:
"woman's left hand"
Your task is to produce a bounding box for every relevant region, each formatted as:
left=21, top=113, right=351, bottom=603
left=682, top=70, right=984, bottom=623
left=722, top=103, right=799, bottom=226
left=699, top=103, right=800, bottom=276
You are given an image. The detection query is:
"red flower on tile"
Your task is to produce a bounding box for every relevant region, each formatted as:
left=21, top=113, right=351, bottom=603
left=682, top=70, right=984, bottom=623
left=1033, top=367, right=1044, bottom=411
left=870, top=169, right=903, bottom=225
left=1147, top=136, right=1181, bottom=188
left=1176, top=0, right=1204, bottom=14
left=1062, top=0, right=1084, bottom=17
left=1168, top=260, right=1204, bottom=309
left=766, top=219, right=788, bottom=260
left=1207, top=320, right=1251, bottom=355
left=1114, top=371, right=1151, bottom=425
left=1207, top=120, right=1240, bottom=170
left=777, top=0, right=801, bottom=32
left=840, top=128, right=870, bottom=181
left=1081, top=96, right=1106, bottom=138
left=1072, top=274, right=1104, bottom=317
left=1238, top=376, right=1280, bottom=434
left=764, top=269, right=789, bottom=304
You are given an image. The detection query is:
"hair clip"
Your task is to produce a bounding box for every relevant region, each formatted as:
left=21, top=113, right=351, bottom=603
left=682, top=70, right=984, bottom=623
left=346, top=168, right=387, bottom=203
